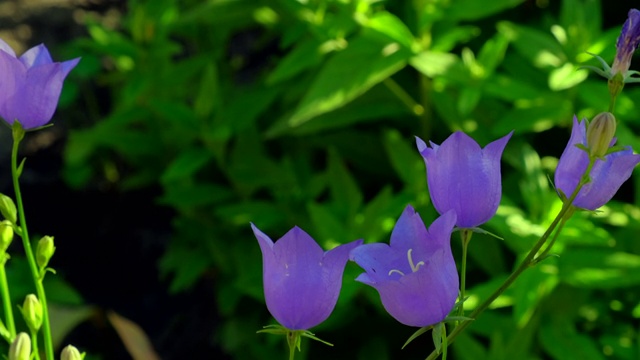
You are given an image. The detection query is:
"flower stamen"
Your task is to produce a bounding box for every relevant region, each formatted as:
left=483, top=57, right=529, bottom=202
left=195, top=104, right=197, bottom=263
left=387, top=249, right=424, bottom=277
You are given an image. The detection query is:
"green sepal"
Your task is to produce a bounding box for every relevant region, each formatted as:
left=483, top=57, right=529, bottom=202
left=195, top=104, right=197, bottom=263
left=16, top=158, right=26, bottom=179
left=402, top=325, right=433, bottom=349
left=0, top=194, right=17, bottom=224
left=258, top=324, right=333, bottom=360
left=431, top=322, right=448, bottom=360
left=460, top=226, right=504, bottom=241
left=11, top=121, right=25, bottom=143
left=531, top=252, right=560, bottom=266
left=442, top=315, right=475, bottom=323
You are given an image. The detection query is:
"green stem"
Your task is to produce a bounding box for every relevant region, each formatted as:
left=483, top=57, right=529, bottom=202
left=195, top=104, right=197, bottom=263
left=30, top=329, right=40, bottom=360
left=11, top=133, right=54, bottom=360
left=0, top=257, right=15, bottom=341
left=458, top=229, right=472, bottom=316
left=533, top=209, right=572, bottom=264
left=425, top=157, right=596, bottom=360
left=383, top=77, right=424, bottom=117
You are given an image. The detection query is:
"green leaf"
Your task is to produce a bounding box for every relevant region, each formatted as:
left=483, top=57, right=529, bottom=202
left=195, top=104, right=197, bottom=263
left=498, top=21, right=567, bottom=68
left=444, top=0, right=525, bottom=21
left=410, top=51, right=459, bottom=78
left=477, top=32, right=510, bottom=75
left=268, top=84, right=408, bottom=137
left=493, top=95, right=571, bottom=135
left=161, top=148, right=213, bottom=184
left=327, top=149, right=363, bottom=219
left=540, top=319, right=605, bottom=360
left=285, top=34, right=411, bottom=128
left=559, top=249, right=640, bottom=289
left=364, top=11, right=415, bottom=49
left=548, top=63, right=588, bottom=91
left=512, top=265, right=558, bottom=328
left=559, top=0, right=601, bottom=53
left=159, top=242, right=212, bottom=293
left=267, top=37, right=325, bottom=84
left=194, top=63, right=219, bottom=117
left=307, top=202, right=347, bottom=247
left=382, top=129, right=423, bottom=187
left=158, top=183, right=234, bottom=207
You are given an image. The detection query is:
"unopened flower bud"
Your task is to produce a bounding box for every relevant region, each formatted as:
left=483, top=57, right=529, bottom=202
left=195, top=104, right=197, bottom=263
left=8, top=332, right=30, bottom=360
left=586, top=112, right=617, bottom=158
left=21, top=295, right=42, bottom=332
left=0, top=194, right=16, bottom=224
left=36, top=236, right=55, bottom=269
left=60, top=345, right=83, bottom=360
left=0, top=221, right=13, bottom=253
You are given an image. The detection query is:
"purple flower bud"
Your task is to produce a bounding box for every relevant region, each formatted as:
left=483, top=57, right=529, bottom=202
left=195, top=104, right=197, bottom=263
left=416, top=131, right=512, bottom=228
left=612, top=9, right=640, bottom=77
left=350, top=205, right=458, bottom=327
left=0, top=39, right=80, bottom=129
left=555, top=116, right=640, bottom=210
left=252, top=223, right=362, bottom=330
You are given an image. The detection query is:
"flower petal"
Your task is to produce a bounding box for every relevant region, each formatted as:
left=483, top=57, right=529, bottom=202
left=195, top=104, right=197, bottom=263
left=20, top=44, right=53, bottom=68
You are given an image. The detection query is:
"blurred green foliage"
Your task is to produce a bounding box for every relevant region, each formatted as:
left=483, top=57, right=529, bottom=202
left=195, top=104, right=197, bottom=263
left=63, top=0, right=640, bottom=358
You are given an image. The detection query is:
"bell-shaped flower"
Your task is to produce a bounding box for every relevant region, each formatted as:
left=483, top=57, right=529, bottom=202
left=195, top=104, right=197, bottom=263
left=555, top=116, right=640, bottom=210
left=252, top=223, right=362, bottom=330
left=350, top=205, right=458, bottom=327
left=416, top=131, right=512, bottom=228
left=0, top=38, right=80, bottom=129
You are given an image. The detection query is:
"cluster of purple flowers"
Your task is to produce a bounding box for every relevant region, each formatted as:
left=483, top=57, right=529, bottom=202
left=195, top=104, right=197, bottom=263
left=1, top=6, right=639, bottom=358
left=251, top=8, right=640, bottom=345
left=253, top=122, right=640, bottom=334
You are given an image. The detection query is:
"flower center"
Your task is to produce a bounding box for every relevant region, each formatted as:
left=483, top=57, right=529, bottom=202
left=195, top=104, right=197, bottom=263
left=388, top=248, right=425, bottom=277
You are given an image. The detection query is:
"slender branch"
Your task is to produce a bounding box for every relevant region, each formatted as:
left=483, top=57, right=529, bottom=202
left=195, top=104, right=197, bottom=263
left=383, top=77, right=424, bottom=117
left=11, top=131, right=54, bottom=360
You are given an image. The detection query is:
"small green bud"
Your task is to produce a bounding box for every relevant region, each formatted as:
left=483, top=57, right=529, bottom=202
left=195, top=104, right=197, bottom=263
left=8, top=332, right=30, bottom=360
left=60, top=345, right=84, bottom=360
left=0, top=220, right=13, bottom=253
left=586, top=112, right=617, bottom=158
left=36, top=236, right=55, bottom=270
left=0, top=194, right=17, bottom=224
left=21, top=295, right=42, bottom=332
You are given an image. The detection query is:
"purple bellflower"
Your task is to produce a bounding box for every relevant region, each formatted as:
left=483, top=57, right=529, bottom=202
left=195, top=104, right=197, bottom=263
left=350, top=205, right=458, bottom=327
left=585, top=9, right=640, bottom=95
left=0, top=39, right=80, bottom=129
left=252, top=223, right=362, bottom=330
left=612, top=9, right=640, bottom=79
left=416, top=131, right=512, bottom=228
left=555, top=116, right=640, bottom=210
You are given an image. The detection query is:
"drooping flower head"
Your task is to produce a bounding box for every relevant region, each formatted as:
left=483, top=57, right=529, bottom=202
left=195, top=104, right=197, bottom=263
left=555, top=115, right=640, bottom=210
left=0, top=38, right=80, bottom=129
left=350, top=205, right=457, bottom=327
left=252, top=223, right=362, bottom=330
left=612, top=9, right=640, bottom=78
left=416, top=131, right=512, bottom=228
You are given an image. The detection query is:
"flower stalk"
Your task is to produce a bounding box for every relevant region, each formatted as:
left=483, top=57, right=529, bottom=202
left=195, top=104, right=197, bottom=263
left=10, top=123, right=54, bottom=360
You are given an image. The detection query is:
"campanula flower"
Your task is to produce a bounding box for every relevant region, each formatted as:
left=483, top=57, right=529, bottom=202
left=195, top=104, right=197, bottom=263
left=416, top=131, right=512, bottom=228
left=612, top=9, right=640, bottom=79
left=585, top=9, right=640, bottom=97
left=252, top=223, right=362, bottom=330
left=0, top=39, right=80, bottom=129
left=555, top=115, right=640, bottom=210
left=350, top=205, right=457, bottom=327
